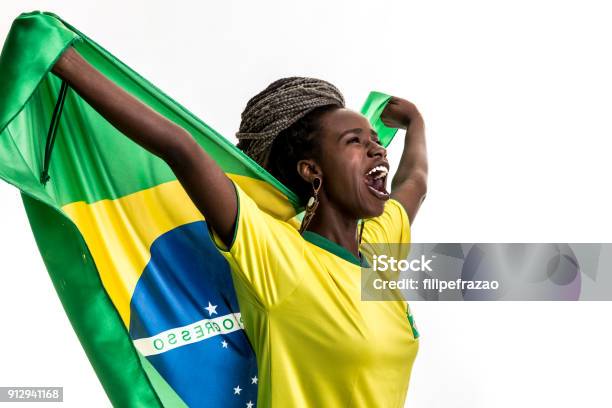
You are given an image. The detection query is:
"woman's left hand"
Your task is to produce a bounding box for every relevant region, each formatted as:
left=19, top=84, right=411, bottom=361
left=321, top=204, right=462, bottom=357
left=380, top=96, right=422, bottom=130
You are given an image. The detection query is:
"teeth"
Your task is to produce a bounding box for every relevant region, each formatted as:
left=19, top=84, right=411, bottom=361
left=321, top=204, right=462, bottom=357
left=366, top=165, right=388, bottom=179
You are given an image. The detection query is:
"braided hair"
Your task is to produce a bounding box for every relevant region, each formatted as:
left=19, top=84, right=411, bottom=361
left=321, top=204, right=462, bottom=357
left=236, top=77, right=345, bottom=205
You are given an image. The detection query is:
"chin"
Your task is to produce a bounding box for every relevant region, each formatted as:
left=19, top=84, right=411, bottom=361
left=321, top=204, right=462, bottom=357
left=362, top=200, right=385, bottom=219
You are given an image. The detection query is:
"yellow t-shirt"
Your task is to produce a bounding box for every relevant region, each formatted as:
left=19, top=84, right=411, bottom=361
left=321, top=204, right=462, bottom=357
left=207, top=180, right=419, bottom=407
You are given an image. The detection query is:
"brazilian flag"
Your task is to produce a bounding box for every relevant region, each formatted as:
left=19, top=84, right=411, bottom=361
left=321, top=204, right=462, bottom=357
left=0, top=11, right=398, bottom=407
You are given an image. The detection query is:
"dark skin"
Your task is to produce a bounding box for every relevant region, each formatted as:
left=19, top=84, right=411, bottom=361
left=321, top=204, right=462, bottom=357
left=302, top=104, right=427, bottom=257
left=51, top=47, right=428, bottom=259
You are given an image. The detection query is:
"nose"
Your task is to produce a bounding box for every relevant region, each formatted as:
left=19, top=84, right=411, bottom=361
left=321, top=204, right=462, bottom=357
left=367, top=140, right=387, bottom=158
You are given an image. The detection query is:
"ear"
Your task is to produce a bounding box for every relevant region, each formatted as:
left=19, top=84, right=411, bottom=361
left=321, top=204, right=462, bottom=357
left=297, top=159, right=322, bottom=184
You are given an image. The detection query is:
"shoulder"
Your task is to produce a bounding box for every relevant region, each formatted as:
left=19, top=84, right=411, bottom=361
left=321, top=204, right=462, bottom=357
left=386, top=198, right=411, bottom=225
left=208, top=178, right=303, bottom=253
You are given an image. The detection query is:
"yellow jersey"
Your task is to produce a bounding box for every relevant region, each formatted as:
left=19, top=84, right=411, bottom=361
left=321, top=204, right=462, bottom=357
left=207, top=180, right=419, bottom=407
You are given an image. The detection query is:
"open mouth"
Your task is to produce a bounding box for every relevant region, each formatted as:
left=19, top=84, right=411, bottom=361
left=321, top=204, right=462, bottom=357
left=364, top=164, right=390, bottom=200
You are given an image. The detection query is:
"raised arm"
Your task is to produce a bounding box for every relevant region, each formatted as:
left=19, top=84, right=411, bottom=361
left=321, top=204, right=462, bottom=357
left=52, top=47, right=237, bottom=247
left=381, top=97, right=428, bottom=224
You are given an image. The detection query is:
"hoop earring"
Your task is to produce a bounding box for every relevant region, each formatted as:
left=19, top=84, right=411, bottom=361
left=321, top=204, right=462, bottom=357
left=299, top=177, right=321, bottom=234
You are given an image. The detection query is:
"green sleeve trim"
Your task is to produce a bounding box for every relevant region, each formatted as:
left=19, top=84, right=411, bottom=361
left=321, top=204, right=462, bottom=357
left=206, top=179, right=240, bottom=252
left=406, top=306, right=420, bottom=339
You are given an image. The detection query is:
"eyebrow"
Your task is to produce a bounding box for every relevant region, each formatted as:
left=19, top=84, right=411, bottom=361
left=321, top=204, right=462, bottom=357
left=337, top=128, right=379, bottom=141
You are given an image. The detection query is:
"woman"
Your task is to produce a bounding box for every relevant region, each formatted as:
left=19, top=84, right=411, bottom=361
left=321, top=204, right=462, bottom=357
left=52, top=47, right=428, bottom=407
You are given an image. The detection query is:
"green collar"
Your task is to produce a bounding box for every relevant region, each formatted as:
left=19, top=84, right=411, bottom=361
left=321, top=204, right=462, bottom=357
left=302, top=231, right=370, bottom=268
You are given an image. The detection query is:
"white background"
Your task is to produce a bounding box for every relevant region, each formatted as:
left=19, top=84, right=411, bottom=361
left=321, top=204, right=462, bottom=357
left=1, top=1, right=611, bottom=407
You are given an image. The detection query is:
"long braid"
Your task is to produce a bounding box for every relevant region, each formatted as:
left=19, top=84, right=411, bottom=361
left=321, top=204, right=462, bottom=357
left=236, top=77, right=345, bottom=170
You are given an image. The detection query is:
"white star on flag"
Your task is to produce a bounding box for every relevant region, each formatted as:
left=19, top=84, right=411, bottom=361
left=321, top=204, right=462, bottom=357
left=221, top=340, right=228, bottom=348
left=233, top=385, right=242, bottom=395
left=246, top=401, right=254, bottom=408
left=251, top=376, right=258, bottom=384
left=205, top=301, right=218, bottom=316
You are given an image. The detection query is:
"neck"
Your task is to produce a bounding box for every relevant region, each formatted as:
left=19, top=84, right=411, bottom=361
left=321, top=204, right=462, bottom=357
left=304, top=198, right=360, bottom=259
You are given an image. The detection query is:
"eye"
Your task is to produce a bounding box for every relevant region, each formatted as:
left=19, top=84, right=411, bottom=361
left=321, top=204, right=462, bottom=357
left=348, top=136, right=360, bottom=144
